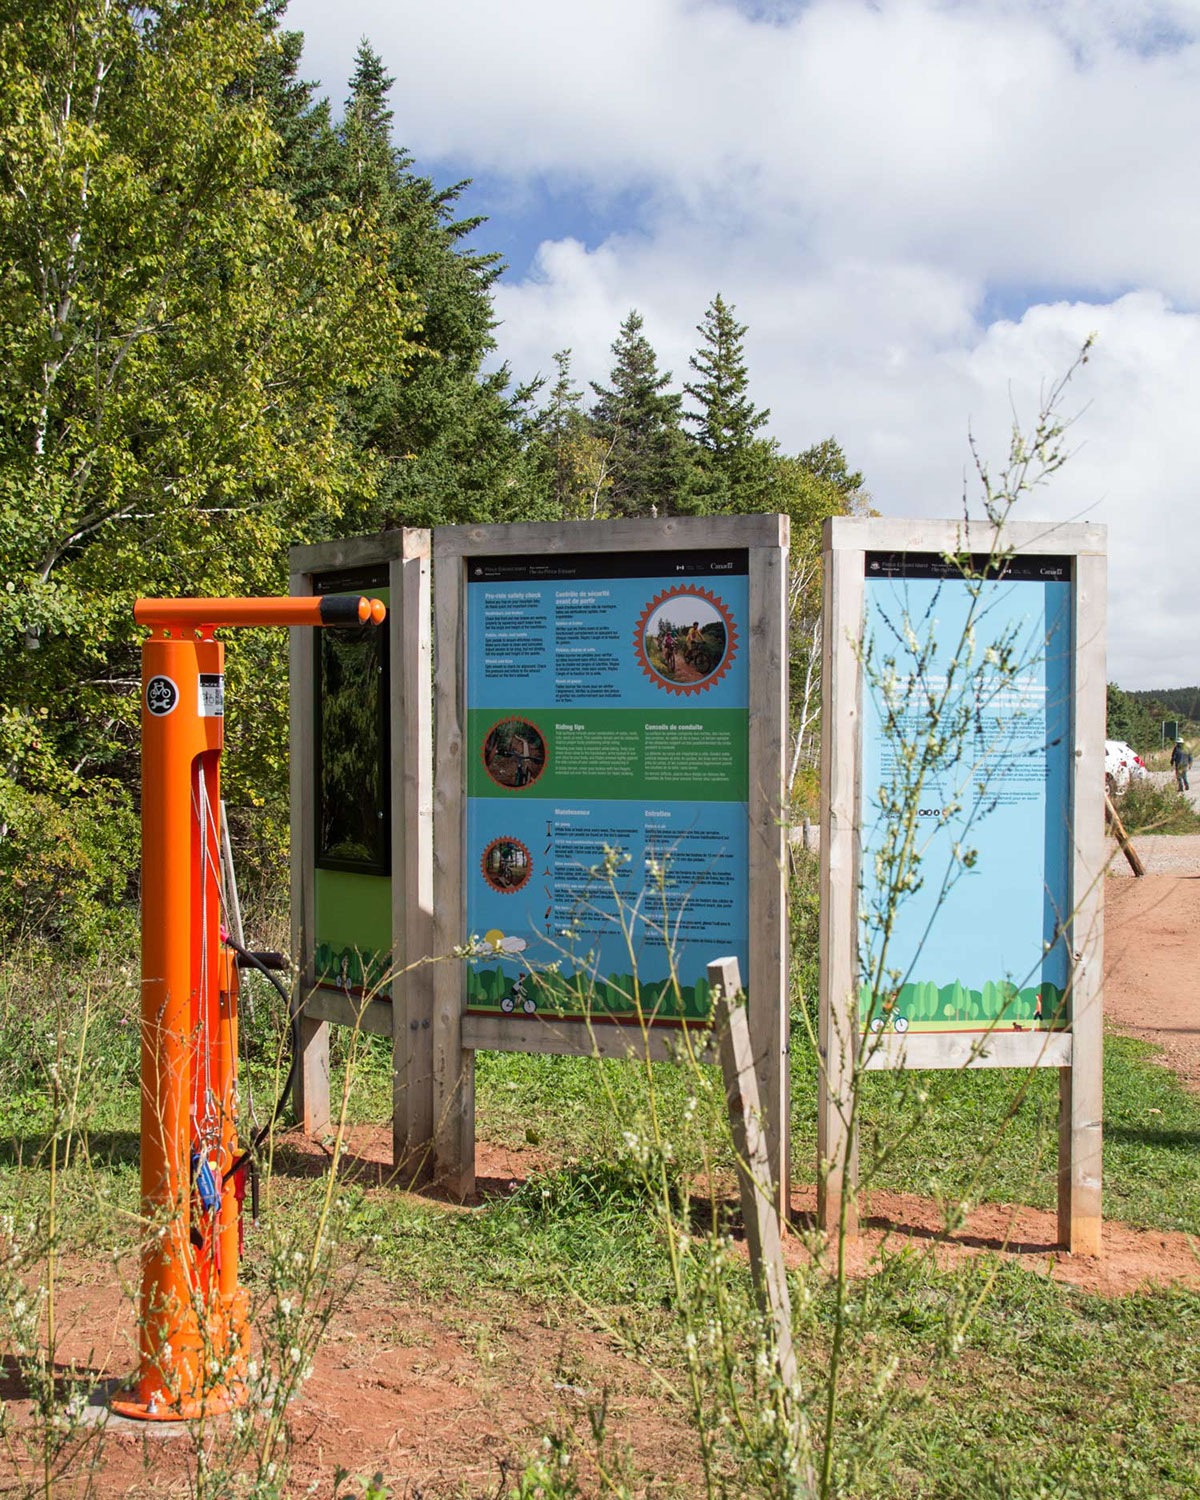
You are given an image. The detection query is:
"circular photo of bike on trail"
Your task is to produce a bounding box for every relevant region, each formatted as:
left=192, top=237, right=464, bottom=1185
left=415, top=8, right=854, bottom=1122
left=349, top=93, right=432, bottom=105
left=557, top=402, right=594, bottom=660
left=482, top=718, right=547, bottom=790
left=481, top=836, right=532, bottom=894
left=637, top=588, right=736, bottom=693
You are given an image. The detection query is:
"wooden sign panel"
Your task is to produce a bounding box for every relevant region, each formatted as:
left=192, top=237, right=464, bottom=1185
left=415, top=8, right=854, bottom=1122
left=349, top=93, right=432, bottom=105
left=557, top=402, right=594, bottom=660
left=817, top=518, right=1107, bottom=1253
left=433, top=516, right=790, bottom=1206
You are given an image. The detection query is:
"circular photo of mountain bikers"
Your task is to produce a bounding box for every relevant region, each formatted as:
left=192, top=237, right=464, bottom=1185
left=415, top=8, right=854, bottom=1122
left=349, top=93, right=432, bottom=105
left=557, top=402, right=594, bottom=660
left=481, top=836, right=532, bottom=894
left=641, top=593, right=731, bottom=689
left=482, top=718, right=547, bottom=790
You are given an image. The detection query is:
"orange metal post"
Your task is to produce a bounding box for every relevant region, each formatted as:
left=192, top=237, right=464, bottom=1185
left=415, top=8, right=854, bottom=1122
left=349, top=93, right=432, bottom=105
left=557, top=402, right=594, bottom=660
left=113, top=596, right=384, bottom=1421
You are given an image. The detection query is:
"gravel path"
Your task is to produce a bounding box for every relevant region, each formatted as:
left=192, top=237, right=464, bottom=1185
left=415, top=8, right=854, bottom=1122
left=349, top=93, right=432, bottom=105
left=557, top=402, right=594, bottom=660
left=1107, top=833, right=1200, bottom=876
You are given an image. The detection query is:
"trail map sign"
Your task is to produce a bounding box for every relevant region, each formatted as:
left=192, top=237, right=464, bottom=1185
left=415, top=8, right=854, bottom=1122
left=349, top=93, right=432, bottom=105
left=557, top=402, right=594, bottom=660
left=433, top=517, right=789, bottom=1203
left=818, top=518, right=1107, bottom=1254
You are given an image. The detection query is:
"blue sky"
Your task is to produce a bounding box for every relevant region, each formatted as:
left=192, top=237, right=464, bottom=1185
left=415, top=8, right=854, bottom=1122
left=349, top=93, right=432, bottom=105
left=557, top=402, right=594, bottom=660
left=285, top=0, right=1200, bottom=688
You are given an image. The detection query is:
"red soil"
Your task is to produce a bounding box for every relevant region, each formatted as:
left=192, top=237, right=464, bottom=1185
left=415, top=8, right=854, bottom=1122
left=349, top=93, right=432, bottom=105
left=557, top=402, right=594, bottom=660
left=3, top=880, right=1198, bottom=1492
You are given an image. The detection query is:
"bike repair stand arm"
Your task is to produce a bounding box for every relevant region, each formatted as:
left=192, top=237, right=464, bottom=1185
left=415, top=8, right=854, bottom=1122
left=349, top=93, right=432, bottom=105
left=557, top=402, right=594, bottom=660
left=112, top=594, right=385, bottom=1422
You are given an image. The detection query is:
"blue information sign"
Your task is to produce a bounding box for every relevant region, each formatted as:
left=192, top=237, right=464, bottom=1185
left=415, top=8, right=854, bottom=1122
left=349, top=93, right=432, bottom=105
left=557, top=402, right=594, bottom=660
left=464, top=550, right=750, bottom=1025
left=859, top=553, right=1073, bottom=1035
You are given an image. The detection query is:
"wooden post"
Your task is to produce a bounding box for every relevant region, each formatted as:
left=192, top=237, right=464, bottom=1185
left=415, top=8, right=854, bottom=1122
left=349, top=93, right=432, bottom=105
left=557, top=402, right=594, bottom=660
left=710, top=956, right=796, bottom=1388
left=817, top=535, right=863, bottom=1236
left=390, top=532, right=435, bottom=1181
left=1061, top=546, right=1106, bottom=1255
left=295, top=1015, right=331, bottom=1136
left=431, top=544, right=475, bottom=1198
left=289, top=566, right=331, bottom=1135
left=1104, top=792, right=1144, bottom=877
left=747, top=524, right=792, bottom=1222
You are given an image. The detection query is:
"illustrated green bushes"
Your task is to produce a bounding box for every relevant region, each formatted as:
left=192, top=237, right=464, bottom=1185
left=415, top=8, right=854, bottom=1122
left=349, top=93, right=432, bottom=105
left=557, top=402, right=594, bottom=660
left=864, top=976, right=1065, bottom=1027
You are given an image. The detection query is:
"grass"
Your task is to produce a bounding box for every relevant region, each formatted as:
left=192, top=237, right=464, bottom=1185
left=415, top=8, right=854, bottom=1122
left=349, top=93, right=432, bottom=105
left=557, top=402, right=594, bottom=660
left=833, top=1268, right=1200, bottom=1499
left=1112, top=777, right=1200, bottom=834
left=0, top=922, right=1198, bottom=1498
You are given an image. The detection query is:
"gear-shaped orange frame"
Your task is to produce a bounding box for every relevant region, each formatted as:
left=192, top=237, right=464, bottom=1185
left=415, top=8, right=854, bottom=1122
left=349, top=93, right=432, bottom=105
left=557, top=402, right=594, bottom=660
left=480, top=715, right=547, bottom=791
left=634, top=585, right=738, bottom=696
left=481, top=835, right=533, bottom=894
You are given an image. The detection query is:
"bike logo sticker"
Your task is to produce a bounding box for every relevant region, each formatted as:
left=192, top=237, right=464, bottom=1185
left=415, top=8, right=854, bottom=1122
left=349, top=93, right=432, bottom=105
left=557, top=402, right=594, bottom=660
left=481, top=836, right=532, bottom=894
left=634, top=586, right=737, bottom=695
left=481, top=717, right=547, bottom=790
left=146, top=676, right=179, bottom=717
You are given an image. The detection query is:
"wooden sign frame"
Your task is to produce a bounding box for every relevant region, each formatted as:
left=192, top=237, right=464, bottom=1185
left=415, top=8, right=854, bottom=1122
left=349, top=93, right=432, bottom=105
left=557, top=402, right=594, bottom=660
left=817, top=517, right=1107, bottom=1253
left=288, top=529, right=435, bottom=1177
left=431, top=516, right=791, bottom=1207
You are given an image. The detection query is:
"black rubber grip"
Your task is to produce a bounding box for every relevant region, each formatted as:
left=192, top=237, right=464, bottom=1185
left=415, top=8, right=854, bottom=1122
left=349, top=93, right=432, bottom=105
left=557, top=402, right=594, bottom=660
left=318, top=594, right=365, bottom=626
left=236, top=950, right=287, bottom=971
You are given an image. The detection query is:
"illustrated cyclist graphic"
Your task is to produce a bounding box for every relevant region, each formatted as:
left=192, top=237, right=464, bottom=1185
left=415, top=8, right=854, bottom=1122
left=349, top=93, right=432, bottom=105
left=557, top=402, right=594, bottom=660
left=500, top=972, right=537, bottom=1015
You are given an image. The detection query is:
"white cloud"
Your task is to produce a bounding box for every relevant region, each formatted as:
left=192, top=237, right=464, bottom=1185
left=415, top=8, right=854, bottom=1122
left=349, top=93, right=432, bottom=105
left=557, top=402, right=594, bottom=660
left=497, top=245, right=1200, bottom=684
left=286, top=0, right=1200, bottom=682
left=291, top=0, right=1200, bottom=300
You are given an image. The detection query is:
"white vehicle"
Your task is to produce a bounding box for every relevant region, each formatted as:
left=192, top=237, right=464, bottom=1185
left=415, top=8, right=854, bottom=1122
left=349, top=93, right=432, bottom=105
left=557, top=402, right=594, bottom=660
left=1116, top=741, right=1146, bottom=786
left=1105, top=739, right=1148, bottom=795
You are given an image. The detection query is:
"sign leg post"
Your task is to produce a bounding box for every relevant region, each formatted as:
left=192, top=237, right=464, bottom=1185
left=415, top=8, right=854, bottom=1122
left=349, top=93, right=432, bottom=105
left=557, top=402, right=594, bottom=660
left=295, top=1015, right=331, bottom=1138
left=817, top=537, right=863, bottom=1238
left=1058, top=998, right=1103, bottom=1255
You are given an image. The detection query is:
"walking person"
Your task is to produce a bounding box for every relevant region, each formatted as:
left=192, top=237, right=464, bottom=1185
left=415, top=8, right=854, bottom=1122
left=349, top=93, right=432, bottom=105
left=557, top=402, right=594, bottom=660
left=1171, top=737, right=1193, bottom=792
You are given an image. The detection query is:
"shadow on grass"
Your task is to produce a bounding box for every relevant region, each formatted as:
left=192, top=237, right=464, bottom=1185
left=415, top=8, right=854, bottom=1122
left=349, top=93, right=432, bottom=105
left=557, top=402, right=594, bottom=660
left=0, top=1131, right=139, bottom=1171
left=1106, top=1123, right=1200, bottom=1150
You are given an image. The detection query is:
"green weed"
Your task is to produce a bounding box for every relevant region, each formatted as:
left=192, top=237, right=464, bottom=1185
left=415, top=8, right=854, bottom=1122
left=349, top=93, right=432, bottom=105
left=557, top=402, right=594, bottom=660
left=1113, top=777, right=1200, bottom=834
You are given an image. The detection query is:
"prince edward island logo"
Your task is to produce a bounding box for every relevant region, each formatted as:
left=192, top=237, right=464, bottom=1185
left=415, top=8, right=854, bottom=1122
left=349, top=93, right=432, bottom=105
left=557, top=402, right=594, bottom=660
left=146, top=676, right=178, bottom=716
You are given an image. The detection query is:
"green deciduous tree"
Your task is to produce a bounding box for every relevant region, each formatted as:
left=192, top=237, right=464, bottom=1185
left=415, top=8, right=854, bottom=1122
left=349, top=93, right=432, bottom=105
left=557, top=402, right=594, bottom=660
left=711, top=439, right=868, bottom=793
left=1106, top=682, right=1159, bottom=754
left=0, top=0, right=419, bottom=943
left=527, top=350, right=613, bottom=519
left=796, top=436, right=864, bottom=502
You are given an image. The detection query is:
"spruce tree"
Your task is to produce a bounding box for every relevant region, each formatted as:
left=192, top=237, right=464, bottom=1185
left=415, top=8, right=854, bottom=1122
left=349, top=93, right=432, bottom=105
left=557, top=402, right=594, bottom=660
left=684, top=294, right=772, bottom=512
left=326, top=40, right=550, bottom=529
left=340, top=40, right=400, bottom=213
left=246, top=2, right=340, bottom=219
left=685, top=294, right=769, bottom=458
left=590, top=311, right=696, bottom=517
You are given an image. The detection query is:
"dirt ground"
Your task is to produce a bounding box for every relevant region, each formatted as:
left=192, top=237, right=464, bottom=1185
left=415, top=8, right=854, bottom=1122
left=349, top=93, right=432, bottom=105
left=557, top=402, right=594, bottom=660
left=1104, top=872, right=1200, bottom=1090
left=789, top=1185, right=1200, bottom=1296
left=8, top=1139, right=1199, bottom=1497
left=1107, top=831, right=1200, bottom=876
left=5, top=876, right=1200, bottom=1494
left=1, top=1231, right=696, bottom=1499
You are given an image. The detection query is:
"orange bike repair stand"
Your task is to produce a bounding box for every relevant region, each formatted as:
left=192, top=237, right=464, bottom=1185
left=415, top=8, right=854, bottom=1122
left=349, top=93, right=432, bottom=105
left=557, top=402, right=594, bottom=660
left=111, top=594, right=385, bottom=1422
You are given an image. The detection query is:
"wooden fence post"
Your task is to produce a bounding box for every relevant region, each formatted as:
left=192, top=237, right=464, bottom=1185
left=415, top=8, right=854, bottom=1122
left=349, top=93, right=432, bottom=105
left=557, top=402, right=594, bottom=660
left=710, top=955, right=796, bottom=1388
